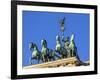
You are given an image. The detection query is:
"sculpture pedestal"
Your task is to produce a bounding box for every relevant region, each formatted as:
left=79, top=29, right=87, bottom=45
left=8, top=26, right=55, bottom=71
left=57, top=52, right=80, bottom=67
left=23, top=57, right=89, bottom=69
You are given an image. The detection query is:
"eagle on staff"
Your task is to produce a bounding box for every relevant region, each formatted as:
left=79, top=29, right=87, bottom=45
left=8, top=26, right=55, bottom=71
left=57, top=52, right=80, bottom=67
left=59, top=17, right=66, bottom=33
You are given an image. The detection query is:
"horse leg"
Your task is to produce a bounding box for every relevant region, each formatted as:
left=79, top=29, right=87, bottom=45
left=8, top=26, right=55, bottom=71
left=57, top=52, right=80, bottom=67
left=50, top=56, right=53, bottom=61
left=52, top=56, right=55, bottom=61
left=70, top=50, right=72, bottom=57
left=38, top=55, right=42, bottom=64
left=42, top=55, right=45, bottom=62
left=56, top=54, right=61, bottom=59
left=37, top=60, right=39, bottom=64
left=29, top=57, right=32, bottom=65
left=45, top=56, right=47, bottom=62
left=37, top=57, right=39, bottom=64
left=67, top=50, right=70, bottom=58
left=47, top=56, right=50, bottom=62
left=72, top=50, right=74, bottom=57
left=45, top=55, right=49, bottom=62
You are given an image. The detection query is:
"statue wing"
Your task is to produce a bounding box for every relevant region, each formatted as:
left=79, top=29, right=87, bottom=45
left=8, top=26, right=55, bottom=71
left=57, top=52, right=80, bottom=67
left=59, top=17, right=66, bottom=27
left=70, top=34, right=74, bottom=41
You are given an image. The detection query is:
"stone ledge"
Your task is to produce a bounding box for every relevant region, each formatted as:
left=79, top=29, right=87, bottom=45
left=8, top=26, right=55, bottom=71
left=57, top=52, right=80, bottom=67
left=23, top=57, right=79, bottom=69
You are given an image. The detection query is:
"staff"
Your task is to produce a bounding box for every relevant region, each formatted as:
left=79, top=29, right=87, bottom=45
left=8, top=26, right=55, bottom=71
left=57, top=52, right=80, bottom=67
left=59, top=17, right=65, bottom=36
left=59, top=17, right=66, bottom=45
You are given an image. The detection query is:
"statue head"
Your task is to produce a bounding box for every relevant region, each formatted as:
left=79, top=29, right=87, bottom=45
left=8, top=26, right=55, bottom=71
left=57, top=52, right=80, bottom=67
left=56, top=35, right=60, bottom=41
left=65, top=37, right=69, bottom=42
left=41, top=39, right=47, bottom=47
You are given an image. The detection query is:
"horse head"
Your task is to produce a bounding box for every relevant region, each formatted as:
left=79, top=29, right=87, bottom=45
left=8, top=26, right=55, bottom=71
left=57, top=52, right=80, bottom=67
left=29, top=42, right=38, bottom=51
left=29, top=42, right=34, bottom=51
left=70, top=34, right=75, bottom=42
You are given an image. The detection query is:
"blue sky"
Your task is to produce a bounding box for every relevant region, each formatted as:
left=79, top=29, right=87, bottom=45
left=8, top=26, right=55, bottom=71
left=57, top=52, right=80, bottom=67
left=22, top=11, right=90, bottom=67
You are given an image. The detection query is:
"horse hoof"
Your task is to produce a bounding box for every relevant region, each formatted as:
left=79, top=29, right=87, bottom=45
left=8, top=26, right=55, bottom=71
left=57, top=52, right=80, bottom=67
left=30, top=62, right=32, bottom=65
